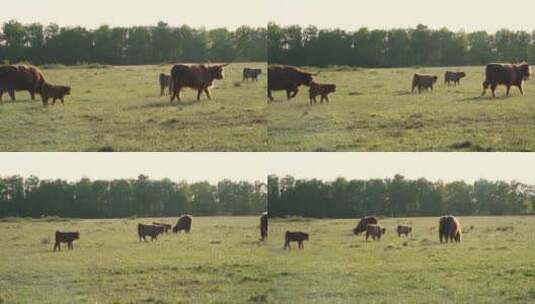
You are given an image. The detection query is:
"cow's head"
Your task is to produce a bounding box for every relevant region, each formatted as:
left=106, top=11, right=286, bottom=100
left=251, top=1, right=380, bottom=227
left=432, top=76, right=438, bottom=83
left=209, top=63, right=230, bottom=80
left=299, top=72, right=314, bottom=86
left=458, top=72, right=466, bottom=78
left=73, top=232, right=80, bottom=240
left=517, top=62, right=531, bottom=80
left=303, top=233, right=309, bottom=240
left=380, top=228, right=386, bottom=235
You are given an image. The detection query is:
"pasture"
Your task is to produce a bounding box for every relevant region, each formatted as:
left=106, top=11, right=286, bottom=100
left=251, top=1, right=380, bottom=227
left=0, top=62, right=266, bottom=151
left=269, top=216, right=535, bottom=303
left=267, top=66, right=535, bottom=151
left=0, top=216, right=273, bottom=303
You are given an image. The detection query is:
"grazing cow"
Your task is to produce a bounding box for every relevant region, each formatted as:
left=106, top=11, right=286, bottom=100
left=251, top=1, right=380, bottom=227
left=243, top=68, right=262, bottom=81
left=53, top=231, right=79, bottom=251
left=152, top=222, right=172, bottom=233
left=396, top=225, right=412, bottom=237
left=260, top=212, right=268, bottom=241
left=482, top=63, right=530, bottom=97
left=412, top=74, right=438, bottom=93
left=0, top=65, right=46, bottom=101
left=284, top=231, right=309, bottom=250
left=40, top=82, right=71, bottom=105
left=159, top=73, right=171, bottom=96
left=309, top=81, right=336, bottom=104
left=438, top=215, right=462, bottom=243
left=138, top=223, right=164, bottom=242
left=169, top=63, right=229, bottom=103
left=353, top=216, right=379, bottom=235
left=268, top=65, right=314, bottom=101
left=172, top=215, right=192, bottom=233
left=445, top=71, right=466, bottom=86
left=365, top=224, right=386, bottom=241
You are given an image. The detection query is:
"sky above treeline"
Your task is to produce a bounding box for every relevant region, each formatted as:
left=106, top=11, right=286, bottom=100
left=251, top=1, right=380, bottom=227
left=0, top=0, right=268, bottom=29
left=2, top=0, right=534, bottom=32
left=269, top=153, right=535, bottom=184
left=0, top=153, right=268, bottom=183
left=271, top=0, right=535, bottom=32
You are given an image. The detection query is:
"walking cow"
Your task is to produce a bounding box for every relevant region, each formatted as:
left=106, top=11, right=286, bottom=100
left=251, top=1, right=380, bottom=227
left=438, top=215, right=462, bottom=243
left=268, top=65, right=314, bottom=101
left=482, top=63, right=530, bottom=97
left=169, top=63, right=229, bottom=103
left=53, top=231, right=80, bottom=251
left=0, top=65, right=46, bottom=101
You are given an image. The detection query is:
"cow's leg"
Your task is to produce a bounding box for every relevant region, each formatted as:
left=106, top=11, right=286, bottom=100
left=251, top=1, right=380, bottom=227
left=30, top=90, right=35, bottom=100
left=268, top=89, right=273, bottom=101
left=290, top=88, right=299, bottom=98
left=325, top=95, right=329, bottom=103
left=491, top=84, right=497, bottom=98
left=8, top=88, right=15, bottom=101
left=160, top=86, right=164, bottom=96
left=0, top=89, right=3, bottom=102
left=53, top=242, right=59, bottom=251
left=286, top=89, right=292, bottom=100
left=481, top=81, right=489, bottom=96
left=61, top=97, right=65, bottom=105
left=204, top=88, right=212, bottom=100
left=506, top=85, right=511, bottom=96
left=518, top=84, right=524, bottom=95
left=52, top=98, right=57, bottom=105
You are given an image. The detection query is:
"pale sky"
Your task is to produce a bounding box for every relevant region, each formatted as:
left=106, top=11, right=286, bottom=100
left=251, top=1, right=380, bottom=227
left=0, top=0, right=267, bottom=29
left=271, top=0, right=535, bottom=32
left=0, top=153, right=268, bottom=183
left=2, top=153, right=535, bottom=184
left=269, top=153, right=535, bottom=184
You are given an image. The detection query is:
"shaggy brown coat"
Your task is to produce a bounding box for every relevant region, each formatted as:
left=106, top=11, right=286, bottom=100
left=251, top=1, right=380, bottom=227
left=284, top=231, right=309, bottom=249
left=482, top=63, right=530, bottom=97
left=53, top=231, right=79, bottom=251
left=173, top=215, right=192, bottom=233
left=365, top=224, right=386, bottom=241
left=444, top=71, right=466, bottom=86
left=0, top=65, right=46, bottom=101
left=412, top=74, right=438, bottom=93
left=353, top=216, right=379, bottom=235
left=396, top=225, right=412, bottom=237
left=268, top=65, right=314, bottom=101
left=138, top=224, right=164, bottom=242
left=439, top=215, right=462, bottom=243
left=169, top=64, right=228, bottom=102
left=309, top=81, right=336, bottom=104
left=41, top=82, right=71, bottom=105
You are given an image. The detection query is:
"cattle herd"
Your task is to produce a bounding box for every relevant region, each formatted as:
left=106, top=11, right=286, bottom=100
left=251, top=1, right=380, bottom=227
left=284, top=215, right=462, bottom=251
left=267, top=62, right=531, bottom=103
left=0, top=63, right=265, bottom=106
left=0, top=62, right=530, bottom=107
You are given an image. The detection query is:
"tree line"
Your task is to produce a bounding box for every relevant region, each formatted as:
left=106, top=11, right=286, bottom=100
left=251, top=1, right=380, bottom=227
left=0, top=20, right=266, bottom=65
left=268, top=175, right=535, bottom=218
left=0, top=175, right=266, bottom=218
left=268, top=23, right=535, bottom=67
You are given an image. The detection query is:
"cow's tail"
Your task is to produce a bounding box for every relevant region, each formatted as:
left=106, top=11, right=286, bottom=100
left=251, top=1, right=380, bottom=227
left=137, top=224, right=142, bottom=240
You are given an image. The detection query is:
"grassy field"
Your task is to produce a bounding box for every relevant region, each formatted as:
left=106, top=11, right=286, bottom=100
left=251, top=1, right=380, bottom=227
left=0, top=216, right=274, bottom=303
left=267, top=66, right=535, bottom=151
left=0, top=62, right=266, bottom=151
left=268, top=216, right=535, bottom=303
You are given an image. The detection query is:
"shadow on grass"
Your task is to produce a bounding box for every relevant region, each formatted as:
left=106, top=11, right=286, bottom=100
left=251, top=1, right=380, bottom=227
left=124, top=99, right=199, bottom=110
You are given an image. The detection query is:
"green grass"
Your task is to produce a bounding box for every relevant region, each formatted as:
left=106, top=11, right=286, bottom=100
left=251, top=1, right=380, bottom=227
left=268, top=216, right=535, bottom=303
left=0, top=62, right=266, bottom=151
left=0, top=216, right=274, bottom=303
left=267, top=66, right=535, bottom=151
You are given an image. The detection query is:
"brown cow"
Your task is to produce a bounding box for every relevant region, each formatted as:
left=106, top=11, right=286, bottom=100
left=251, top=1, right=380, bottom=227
left=172, top=215, right=192, bottom=233
left=284, top=231, right=309, bottom=250
left=53, top=231, right=79, bottom=251
left=412, top=74, right=438, bottom=93
left=309, top=81, right=336, bottom=104
left=40, top=82, right=71, bottom=105
left=0, top=65, right=46, bottom=101
left=138, top=223, right=164, bottom=242
left=353, top=216, right=378, bottom=235
left=439, top=215, right=462, bottom=243
left=445, top=71, right=466, bottom=86
left=365, top=224, right=386, bottom=241
left=243, top=68, right=262, bottom=81
left=169, top=64, right=228, bottom=103
left=152, top=222, right=172, bottom=233
left=260, top=212, right=268, bottom=241
left=396, top=225, right=412, bottom=237
left=268, top=65, right=314, bottom=101
left=482, top=63, right=530, bottom=97
left=159, top=73, right=171, bottom=96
